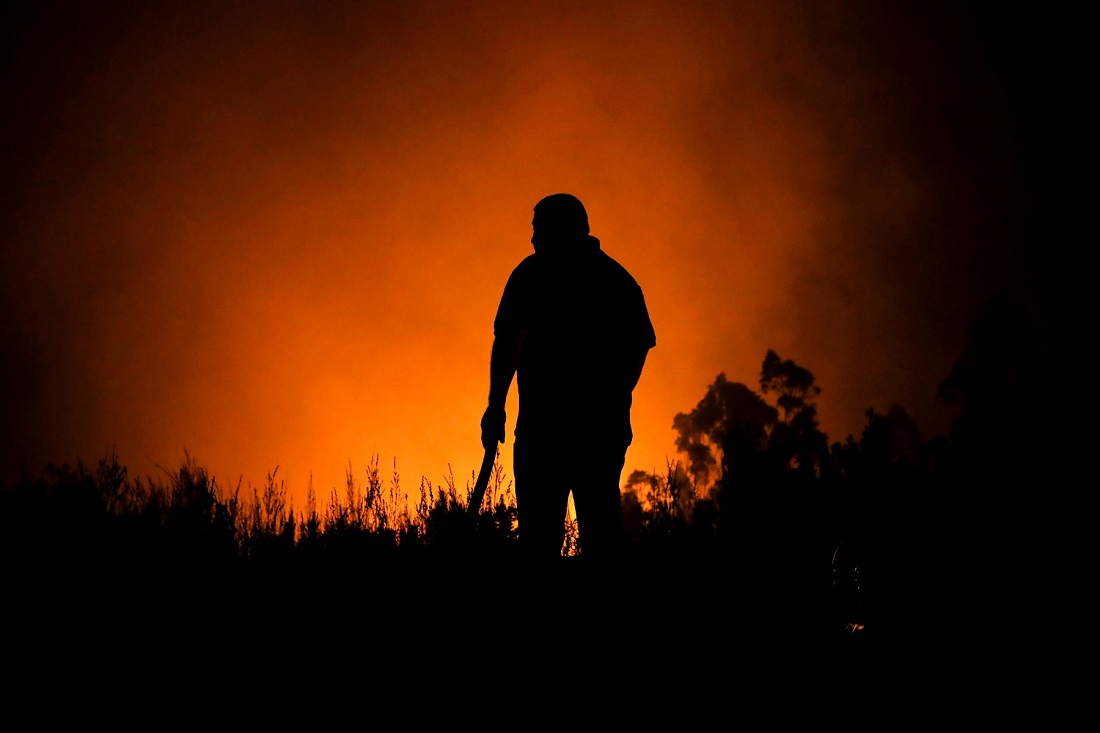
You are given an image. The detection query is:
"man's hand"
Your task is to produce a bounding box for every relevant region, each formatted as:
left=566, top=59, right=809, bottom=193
left=481, top=405, right=506, bottom=451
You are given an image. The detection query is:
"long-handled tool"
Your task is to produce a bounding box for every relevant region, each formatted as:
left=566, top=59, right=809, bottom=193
left=469, top=330, right=521, bottom=519
left=469, top=330, right=522, bottom=519
left=467, top=445, right=497, bottom=518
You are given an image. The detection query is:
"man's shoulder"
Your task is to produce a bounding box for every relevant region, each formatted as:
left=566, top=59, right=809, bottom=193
left=508, top=252, right=541, bottom=275
left=501, top=253, right=540, bottom=289
left=595, top=250, right=644, bottom=289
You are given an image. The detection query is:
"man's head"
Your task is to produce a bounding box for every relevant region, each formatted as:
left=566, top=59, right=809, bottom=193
left=531, top=193, right=590, bottom=250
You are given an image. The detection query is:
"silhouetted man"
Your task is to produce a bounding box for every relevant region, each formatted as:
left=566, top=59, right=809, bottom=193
left=481, top=193, right=656, bottom=558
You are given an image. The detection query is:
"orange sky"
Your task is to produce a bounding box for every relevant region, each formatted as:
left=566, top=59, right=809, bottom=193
left=1, top=2, right=1052, bottom=509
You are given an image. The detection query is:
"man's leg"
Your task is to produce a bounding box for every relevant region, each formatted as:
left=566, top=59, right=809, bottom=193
left=513, top=439, right=572, bottom=558
left=571, top=446, right=627, bottom=559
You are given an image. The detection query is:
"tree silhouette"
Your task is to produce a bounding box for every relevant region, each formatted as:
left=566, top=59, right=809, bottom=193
left=937, top=289, right=1054, bottom=490
left=759, top=349, right=830, bottom=482
left=665, top=352, right=839, bottom=636
left=672, top=373, right=777, bottom=493
left=929, top=289, right=1058, bottom=641
left=671, top=351, right=830, bottom=540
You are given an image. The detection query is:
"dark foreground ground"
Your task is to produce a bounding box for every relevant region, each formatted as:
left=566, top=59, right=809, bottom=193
left=7, top=547, right=1015, bottom=724
left=8, top=550, right=888, bottom=669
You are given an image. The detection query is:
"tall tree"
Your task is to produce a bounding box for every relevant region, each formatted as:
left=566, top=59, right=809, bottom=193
left=672, top=373, right=777, bottom=493
left=759, top=349, right=830, bottom=481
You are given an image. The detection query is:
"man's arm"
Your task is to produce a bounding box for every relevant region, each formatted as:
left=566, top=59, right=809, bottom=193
left=481, top=329, right=525, bottom=450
